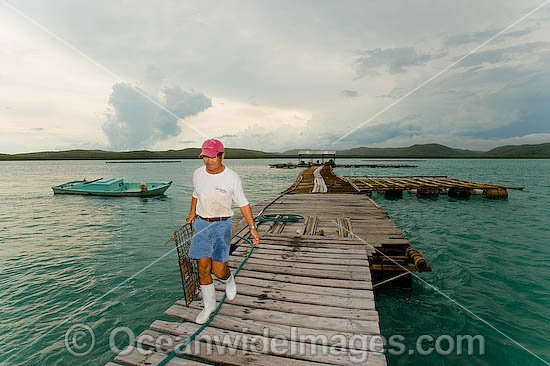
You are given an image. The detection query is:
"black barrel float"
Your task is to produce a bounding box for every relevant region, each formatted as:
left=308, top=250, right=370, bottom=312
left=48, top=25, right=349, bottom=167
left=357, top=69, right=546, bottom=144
left=417, top=187, right=439, bottom=198
left=448, top=187, right=471, bottom=199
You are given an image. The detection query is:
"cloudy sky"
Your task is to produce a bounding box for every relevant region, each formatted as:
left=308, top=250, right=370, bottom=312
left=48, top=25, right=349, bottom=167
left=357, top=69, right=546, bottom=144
left=1, top=0, right=550, bottom=153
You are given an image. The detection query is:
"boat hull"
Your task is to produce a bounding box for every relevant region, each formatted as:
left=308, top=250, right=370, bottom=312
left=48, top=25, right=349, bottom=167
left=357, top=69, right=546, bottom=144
left=52, top=178, right=172, bottom=197
left=52, top=186, right=170, bottom=197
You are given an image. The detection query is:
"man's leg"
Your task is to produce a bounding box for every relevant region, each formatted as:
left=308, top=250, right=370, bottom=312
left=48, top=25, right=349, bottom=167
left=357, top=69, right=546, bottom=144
left=212, top=260, right=230, bottom=280
left=212, top=261, right=236, bottom=300
left=197, top=258, right=213, bottom=285
left=195, top=257, right=216, bottom=324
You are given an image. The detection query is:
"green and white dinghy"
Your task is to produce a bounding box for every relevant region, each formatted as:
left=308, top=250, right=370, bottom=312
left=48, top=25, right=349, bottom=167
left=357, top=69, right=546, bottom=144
left=52, top=177, right=172, bottom=197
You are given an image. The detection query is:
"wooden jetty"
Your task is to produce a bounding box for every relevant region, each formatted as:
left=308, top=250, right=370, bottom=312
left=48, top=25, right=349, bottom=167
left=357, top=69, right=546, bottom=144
left=108, top=165, right=432, bottom=366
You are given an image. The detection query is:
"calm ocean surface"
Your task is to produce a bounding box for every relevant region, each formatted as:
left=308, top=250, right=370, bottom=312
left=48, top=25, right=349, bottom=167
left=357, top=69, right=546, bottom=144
left=0, top=158, right=548, bottom=365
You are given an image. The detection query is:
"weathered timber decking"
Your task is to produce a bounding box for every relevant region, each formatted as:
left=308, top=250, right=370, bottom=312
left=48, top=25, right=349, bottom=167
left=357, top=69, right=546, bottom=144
left=269, top=163, right=417, bottom=169
left=344, top=175, right=523, bottom=198
left=109, top=165, right=432, bottom=366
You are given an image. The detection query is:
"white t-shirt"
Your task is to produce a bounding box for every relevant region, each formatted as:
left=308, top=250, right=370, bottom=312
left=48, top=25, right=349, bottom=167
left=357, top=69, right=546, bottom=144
left=192, top=165, right=249, bottom=218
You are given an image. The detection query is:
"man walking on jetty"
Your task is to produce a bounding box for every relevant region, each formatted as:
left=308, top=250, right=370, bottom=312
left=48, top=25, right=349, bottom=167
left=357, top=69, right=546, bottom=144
left=186, top=138, right=260, bottom=324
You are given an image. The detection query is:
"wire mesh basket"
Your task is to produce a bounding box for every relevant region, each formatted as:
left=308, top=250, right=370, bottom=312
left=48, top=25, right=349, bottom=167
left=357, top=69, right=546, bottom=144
left=173, top=223, right=200, bottom=306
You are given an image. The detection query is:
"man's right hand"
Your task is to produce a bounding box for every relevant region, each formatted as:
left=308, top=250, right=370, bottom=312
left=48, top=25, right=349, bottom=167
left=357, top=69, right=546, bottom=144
left=186, top=213, right=196, bottom=224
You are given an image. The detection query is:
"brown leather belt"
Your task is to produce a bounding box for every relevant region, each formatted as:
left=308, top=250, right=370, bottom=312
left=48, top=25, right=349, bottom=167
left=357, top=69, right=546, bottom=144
left=199, top=215, right=231, bottom=222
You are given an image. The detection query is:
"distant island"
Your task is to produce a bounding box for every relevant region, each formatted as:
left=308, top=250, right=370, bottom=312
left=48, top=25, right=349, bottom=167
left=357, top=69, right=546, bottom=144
left=1, top=143, right=549, bottom=160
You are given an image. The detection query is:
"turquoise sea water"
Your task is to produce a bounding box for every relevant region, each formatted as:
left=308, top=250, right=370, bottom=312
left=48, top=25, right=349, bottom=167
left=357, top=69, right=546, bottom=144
left=0, top=158, right=548, bottom=365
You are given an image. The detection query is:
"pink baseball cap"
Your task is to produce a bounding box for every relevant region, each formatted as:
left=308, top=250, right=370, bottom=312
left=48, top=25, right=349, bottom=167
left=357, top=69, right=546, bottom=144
left=199, top=139, right=224, bottom=157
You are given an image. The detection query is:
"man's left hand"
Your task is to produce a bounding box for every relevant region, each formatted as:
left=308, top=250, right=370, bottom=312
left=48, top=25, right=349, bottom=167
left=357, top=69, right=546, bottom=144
left=250, top=228, right=260, bottom=246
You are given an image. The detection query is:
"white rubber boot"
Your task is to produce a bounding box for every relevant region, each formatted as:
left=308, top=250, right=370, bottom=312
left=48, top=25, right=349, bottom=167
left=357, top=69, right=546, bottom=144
left=222, top=271, right=237, bottom=301
left=195, top=283, right=216, bottom=324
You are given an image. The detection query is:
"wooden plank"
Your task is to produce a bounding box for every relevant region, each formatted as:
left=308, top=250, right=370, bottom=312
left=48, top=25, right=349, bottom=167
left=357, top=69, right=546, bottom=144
left=114, top=346, right=203, bottom=366
left=105, top=363, right=124, bottom=366
left=243, top=239, right=368, bottom=250
left=230, top=250, right=370, bottom=266
left=137, top=330, right=332, bottom=366
left=229, top=257, right=370, bottom=273
left=232, top=243, right=366, bottom=255
left=355, top=229, right=404, bottom=235
left=244, top=239, right=368, bottom=249
left=201, top=292, right=378, bottom=320
left=228, top=276, right=374, bottom=299
left=258, top=209, right=382, bottom=215
left=261, top=234, right=366, bottom=243
left=169, top=303, right=380, bottom=334
left=142, top=325, right=386, bottom=365
left=232, top=269, right=373, bottom=290
left=231, top=247, right=368, bottom=261
left=215, top=282, right=375, bottom=309
left=158, top=314, right=381, bottom=352
left=228, top=262, right=371, bottom=281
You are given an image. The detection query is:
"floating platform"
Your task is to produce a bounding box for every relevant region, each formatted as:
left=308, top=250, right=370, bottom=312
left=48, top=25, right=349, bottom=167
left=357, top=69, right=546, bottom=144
left=106, top=161, right=182, bottom=164
left=108, top=165, right=436, bottom=365
left=269, top=162, right=299, bottom=169
left=362, top=159, right=426, bottom=162
left=344, top=175, right=523, bottom=199
left=336, top=164, right=416, bottom=168
left=269, top=163, right=417, bottom=169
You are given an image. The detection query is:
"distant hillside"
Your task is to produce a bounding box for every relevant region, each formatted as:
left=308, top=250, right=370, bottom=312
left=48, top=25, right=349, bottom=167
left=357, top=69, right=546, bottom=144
left=482, top=143, right=550, bottom=158
left=281, top=144, right=480, bottom=157
left=1, top=142, right=549, bottom=160
left=282, top=143, right=549, bottom=158
left=0, top=148, right=280, bottom=160
left=339, top=144, right=481, bottom=158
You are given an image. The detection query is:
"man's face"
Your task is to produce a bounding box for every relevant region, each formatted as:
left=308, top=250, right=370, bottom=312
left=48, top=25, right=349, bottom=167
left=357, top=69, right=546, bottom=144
left=202, top=153, right=224, bottom=171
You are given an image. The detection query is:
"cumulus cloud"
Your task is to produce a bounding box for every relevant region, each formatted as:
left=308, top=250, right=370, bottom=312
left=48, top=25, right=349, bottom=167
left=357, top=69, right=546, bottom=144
left=101, top=83, right=211, bottom=150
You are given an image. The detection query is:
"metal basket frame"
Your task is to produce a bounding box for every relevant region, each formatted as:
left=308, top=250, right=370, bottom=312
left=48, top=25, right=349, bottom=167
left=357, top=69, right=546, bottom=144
left=173, top=223, right=200, bottom=306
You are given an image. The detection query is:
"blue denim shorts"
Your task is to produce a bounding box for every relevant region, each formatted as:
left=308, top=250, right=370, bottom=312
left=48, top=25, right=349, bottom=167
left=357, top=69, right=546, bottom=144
left=189, top=216, right=232, bottom=262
